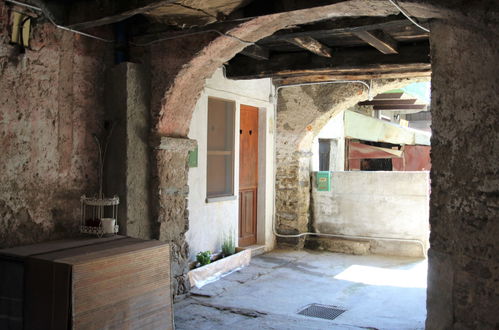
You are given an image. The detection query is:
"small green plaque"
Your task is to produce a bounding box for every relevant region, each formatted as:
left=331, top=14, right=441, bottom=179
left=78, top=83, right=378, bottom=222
left=188, top=147, right=198, bottom=168
left=316, top=171, right=331, bottom=191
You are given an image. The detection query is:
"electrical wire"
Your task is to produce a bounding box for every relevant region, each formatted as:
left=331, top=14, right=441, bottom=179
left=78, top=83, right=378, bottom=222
left=5, top=0, right=114, bottom=43
left=7, top=0, right=429, bottom=45
left=388, top=0, right=430, bottom=33
left=130, top=29, right=255, bottom=47
left=5, top=0, right=256, bottom=46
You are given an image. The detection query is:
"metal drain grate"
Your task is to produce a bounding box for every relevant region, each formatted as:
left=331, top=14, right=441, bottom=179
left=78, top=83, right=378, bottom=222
left=297, top=303, right=346, bottom=321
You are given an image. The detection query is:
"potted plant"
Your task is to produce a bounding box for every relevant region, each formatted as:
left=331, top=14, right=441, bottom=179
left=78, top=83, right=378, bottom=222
left=221, top=232, right=235, bottom=257
left=196, top=251, right=211, bottom=267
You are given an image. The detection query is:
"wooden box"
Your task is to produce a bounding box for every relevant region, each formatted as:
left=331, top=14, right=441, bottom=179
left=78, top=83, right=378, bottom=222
left=0, top=236, right=172, bottom=330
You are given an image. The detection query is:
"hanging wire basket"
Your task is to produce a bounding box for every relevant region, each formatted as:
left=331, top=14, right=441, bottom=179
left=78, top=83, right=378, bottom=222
left=80, top=121, right=119, bottom=237
left=80, top=195, right=119, bottom=237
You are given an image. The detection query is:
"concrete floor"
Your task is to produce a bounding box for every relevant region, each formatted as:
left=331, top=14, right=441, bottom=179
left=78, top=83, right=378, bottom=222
left=174, top=249, right=427, bottom=330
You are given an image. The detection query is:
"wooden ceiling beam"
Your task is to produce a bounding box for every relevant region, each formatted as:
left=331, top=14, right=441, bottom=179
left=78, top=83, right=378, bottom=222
left=374, top=92, right=403, bottom=99
left=373, top=104, right=427, bottom=110
left=240, top=44, right=270, bottom=60
left=67, top=1, right=179, bottom=30
left=359, top=99, right=417, bottom=106
left=353, top=30, right=398, bottom=54
left=226, top=41, right=430, bottom=80
left=260, top=18, right=421, bottom=44
left=283, top=36, right=332, bottom=57
left=274, top=70, right=431, bottom=85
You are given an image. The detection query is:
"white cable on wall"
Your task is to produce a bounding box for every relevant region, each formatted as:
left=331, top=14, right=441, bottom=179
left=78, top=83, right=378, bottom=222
left=388, top=0, right=430, bottom=33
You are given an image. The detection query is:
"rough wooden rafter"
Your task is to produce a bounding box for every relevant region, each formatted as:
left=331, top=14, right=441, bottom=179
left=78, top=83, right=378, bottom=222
left=359, top=99, right=417, bottom=106
left=353, top=29, right=398, bottom=54
left=226, top=42, right=430, bottom=80
left=273, top=70, right=431, bottom=85
left=283, top=36, right=332, bottom=57
left=240, top=44, right=269, bottom=60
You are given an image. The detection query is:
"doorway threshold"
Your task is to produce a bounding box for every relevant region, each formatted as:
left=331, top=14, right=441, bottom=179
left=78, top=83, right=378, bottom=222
left=238, top=244, right=265, bottom=257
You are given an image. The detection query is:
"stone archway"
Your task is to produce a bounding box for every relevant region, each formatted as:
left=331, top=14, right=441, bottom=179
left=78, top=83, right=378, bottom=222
left=274, top=78, right=428, bottom=243
left=146, top=0, right=431, bottom=296
left=144, top=3, right=499, bottom=328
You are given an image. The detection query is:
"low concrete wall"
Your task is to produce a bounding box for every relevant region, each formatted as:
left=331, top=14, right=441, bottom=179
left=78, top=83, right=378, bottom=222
left=311, top=171, right=430, bottom=257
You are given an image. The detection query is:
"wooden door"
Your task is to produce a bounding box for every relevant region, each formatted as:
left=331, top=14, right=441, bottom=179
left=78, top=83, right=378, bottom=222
left=239, top=105, right=258, bottom=246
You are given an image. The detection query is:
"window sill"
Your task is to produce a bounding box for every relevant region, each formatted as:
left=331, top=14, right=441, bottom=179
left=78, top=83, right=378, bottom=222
left=205, top=195, right=237, bottom=203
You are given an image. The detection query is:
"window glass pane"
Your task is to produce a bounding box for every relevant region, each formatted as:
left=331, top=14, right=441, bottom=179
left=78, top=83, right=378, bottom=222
left=319, top=139, right=331, bottom=171
left=207, top=98, right=235, bottom=197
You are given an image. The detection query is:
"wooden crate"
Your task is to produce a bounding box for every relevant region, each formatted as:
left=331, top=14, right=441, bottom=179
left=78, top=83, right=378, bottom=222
left=1, top=236, right=173, bottom=330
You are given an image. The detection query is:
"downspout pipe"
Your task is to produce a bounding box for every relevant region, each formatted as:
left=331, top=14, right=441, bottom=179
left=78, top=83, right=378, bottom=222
left=271, top=81, right=428, bottom=258
left=114, top=21, right=128, bottom=64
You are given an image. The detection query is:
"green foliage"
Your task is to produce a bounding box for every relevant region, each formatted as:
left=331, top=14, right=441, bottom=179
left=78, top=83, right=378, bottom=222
left=196, top=251, right=211, bottom=266
left=222, top=231, right=236, bottom=257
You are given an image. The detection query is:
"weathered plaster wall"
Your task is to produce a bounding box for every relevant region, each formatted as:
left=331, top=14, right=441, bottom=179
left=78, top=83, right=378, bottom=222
left=426, top=20, right=499, bottom=329
left=311, top=171, right=430, bottom=257
left=0, top=7, right=111, bottom=247
left=104, top=63, right=152, bottom=239
left=275, top=79, right=426, bottom=245
left=186, top=68, right=275, bottom=259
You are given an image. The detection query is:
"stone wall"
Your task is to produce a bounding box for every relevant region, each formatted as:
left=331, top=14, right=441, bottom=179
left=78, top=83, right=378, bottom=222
left=152, top=137, right=196, bottom=295
left=104, top=63, right=152, bottom=240
left=426, top=20, right=499, bottom=329
left=0, top=5, right=111, bottom=248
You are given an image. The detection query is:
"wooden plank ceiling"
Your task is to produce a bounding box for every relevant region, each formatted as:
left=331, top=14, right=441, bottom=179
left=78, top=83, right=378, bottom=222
left=34, top=0, right=431, bottom=86
left=225, top=15, right=431, bottom=84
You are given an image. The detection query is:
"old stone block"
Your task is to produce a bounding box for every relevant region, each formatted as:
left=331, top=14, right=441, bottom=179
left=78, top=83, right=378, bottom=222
left=425, top=249, right=454, bottom=330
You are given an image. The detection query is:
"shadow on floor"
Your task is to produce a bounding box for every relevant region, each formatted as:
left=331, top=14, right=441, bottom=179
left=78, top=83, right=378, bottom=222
left=174, top=249, right=427, bottom=330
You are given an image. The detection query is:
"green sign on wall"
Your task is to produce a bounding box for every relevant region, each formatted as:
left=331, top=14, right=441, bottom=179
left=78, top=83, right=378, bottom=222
left=316, top=171, right=331, bottom=191
left=188, top=147, right=198, bottom=168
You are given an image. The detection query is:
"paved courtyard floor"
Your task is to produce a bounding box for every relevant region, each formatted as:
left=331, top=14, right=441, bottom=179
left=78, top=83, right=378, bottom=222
left=174, top=249, right=427, bottom=330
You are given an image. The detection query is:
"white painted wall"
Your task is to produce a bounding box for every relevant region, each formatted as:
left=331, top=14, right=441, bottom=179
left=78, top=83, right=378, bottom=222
left=311, top=111, right=345, bottom=171
left=186, top=68, right=275, bottom=260
left=312, top=171, right=430, bottom=257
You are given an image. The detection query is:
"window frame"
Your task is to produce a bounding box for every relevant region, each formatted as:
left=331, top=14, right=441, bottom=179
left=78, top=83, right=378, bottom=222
left=318, top=139, right=331, bottom=172
left=206, top=97, right=236, bottom=200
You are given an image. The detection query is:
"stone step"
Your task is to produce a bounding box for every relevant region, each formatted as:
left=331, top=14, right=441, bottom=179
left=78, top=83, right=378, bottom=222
left=237, top=245, right=266, bottom=257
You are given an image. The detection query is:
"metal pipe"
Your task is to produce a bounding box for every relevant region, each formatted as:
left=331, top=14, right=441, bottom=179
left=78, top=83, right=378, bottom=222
left=271, top=81, right=428, bottom=258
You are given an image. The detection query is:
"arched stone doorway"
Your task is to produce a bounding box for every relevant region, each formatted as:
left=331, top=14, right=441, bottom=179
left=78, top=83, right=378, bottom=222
left=145, top=3, right=499, bottom=329
left=147, top=1, right=437, bottom=296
